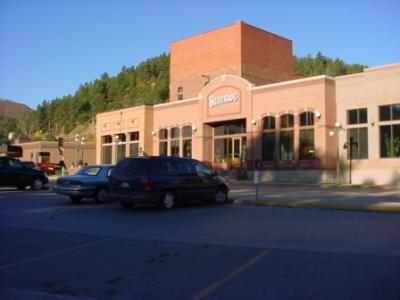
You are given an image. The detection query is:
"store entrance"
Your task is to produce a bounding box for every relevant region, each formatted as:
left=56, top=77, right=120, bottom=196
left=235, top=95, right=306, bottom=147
left=211, top=119, right=247, bottom=169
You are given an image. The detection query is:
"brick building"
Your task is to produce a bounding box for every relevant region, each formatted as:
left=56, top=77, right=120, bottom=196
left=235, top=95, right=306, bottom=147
left=96, top=21, right=400, bottom=185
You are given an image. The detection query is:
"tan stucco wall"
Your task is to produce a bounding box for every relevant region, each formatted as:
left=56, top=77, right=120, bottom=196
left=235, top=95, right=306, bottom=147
left=335, top=64, right=400, bottom=185
left=96, top=105, right=153, bottom=164
left=252, top=76, right=336, bottom=169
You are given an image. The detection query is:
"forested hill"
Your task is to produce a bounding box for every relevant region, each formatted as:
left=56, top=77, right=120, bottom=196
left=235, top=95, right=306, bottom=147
left=293, top=52, right=366, bottom=77
left=9, top=52, right=366, bottom=140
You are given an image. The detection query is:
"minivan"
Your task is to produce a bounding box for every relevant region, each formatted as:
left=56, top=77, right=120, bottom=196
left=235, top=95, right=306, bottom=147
left=107, top=156, right=229, bottom=209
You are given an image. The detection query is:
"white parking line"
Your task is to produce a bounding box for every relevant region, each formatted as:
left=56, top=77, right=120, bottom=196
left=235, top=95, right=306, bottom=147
left=0, top=237, right=114, bottom=271
left=26, top=205, right=111, bottom=213
left=190, top=247, right=274, bottom=300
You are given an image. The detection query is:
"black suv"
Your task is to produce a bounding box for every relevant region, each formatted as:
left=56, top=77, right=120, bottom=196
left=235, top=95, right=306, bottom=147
left=107, top=156, right=229, bottom=209
left=0, top=157, right=48, bottom=190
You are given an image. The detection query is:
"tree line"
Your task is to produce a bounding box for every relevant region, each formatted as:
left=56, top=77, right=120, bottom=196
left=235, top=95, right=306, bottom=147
left=1, top=52, right=366, bottom=143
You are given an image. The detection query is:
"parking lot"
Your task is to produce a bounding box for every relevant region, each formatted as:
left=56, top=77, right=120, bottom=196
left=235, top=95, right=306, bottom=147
left=1, top=187, right=400, bottom=299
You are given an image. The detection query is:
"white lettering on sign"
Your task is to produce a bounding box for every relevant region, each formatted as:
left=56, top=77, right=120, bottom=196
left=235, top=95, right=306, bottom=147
left=208, top=93, right=239, bottom=108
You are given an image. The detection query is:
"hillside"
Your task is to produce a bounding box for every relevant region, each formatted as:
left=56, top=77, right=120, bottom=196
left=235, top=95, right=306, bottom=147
left=0, top=99, right=31, bottom=119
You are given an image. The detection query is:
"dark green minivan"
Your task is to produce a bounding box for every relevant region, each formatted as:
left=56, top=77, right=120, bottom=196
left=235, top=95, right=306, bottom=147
left=107, top=156, right=229, bottom=210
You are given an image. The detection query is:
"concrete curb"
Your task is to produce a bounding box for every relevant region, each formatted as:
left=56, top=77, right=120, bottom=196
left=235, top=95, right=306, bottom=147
left=234, top=199, right=400, bottom=213
left=228, top=180, right=400, bottom=190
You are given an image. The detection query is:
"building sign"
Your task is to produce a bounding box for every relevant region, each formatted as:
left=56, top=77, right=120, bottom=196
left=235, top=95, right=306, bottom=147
left=208, top=93, right=239, bottom=108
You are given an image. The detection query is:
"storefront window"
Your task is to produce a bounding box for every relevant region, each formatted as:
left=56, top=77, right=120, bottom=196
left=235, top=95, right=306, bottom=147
left=347, top=108, right=367, bottom=125
left=129, top=143, right=139, bottom=157
left=300, top=112, right=314, bottom=126
left=170, top=127, right=180, bottom=156
left=183, top=140, right=192, bottom=158
left=116, top=144, right=126, bottom=162
left=280, top=131, right=294, bottom=160
left=262, top=132, right=275, bottom=161
left=379, top=104, right=400, bottom=121
left=214, top=139, right=226, bottom=163
left=159, top=142, right=168, bottom=156
left=299, top=129, right=315, bottom=160
left=214, top=119, right=246, bottom=136
left=280, top=114, right=294, bottom=128
left=171, top=127, right=180, bottom=139
left=171, top=140, right=179, bottom=156
left=129, top=131, right=139, bottom=141
left=347, top=128, right=368, bottom=159
left=102, top=145, right=112, bottom=164
left=279, top=114, right=294, bottom=160
left=380, top=124, right=400, bottom=158
left=159, top=129, right=168, bottom=139
left=182, top=126, right=192, bottom=158
left=101, top=135, right=112, bottom=144
left=299, top=112, right=315, bottom=160
left=262, top=116, right=276, bottom=161
left=115, top=133, right=126, bottom=142
left=159, top=128, right=168, bottom=156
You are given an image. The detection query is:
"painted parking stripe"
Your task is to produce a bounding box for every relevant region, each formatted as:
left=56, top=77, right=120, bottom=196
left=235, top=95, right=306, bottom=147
left=0, top=237, right=114, bottom=271
left=190, top=247, right=274, bottom=300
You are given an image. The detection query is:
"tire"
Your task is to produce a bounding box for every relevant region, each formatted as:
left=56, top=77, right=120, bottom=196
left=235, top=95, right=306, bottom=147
left=160, top=191, right=175, bottom=210
left=69, top=195, right=82, bottom=203
left=94, top=187, right=107, bottom=204
left=17, top=185, right=27, bottom=190
left=121, top=201, right=134, bottom=209
left=31, top=178, right=44, bottom=190
left=213, top=187, right=227, bottom=204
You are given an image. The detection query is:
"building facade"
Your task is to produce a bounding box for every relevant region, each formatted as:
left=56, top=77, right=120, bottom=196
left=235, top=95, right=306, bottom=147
left=96, top=21, right=400, bottom=185
left=17, top=141, right=96, bottom=169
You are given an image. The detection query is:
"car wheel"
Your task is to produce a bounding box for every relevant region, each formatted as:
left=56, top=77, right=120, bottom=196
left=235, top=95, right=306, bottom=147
left=17, top=185, right=27, bottom=190
left=69, top=195, right=82, bottom=203
left=121, top=201, right=134, bottom=209
left=160, top=191, right=175, bottom=210
left=214, top=187, right=227, bottom=204
left=31, top=178, right=44, bottom=190
left=94, top=187, right=107, bottom=204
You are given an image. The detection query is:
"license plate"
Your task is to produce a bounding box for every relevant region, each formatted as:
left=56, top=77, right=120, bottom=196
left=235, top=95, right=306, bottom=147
left=120, top=182, right=130, bottom=188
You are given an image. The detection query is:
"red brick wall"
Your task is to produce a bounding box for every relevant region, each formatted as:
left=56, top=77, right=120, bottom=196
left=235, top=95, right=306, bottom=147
left=170, top=22, right=242, bottom=101
left=170, top=21, right=297, bottom=101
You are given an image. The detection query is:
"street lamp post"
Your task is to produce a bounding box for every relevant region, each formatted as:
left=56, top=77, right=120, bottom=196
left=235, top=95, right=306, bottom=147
left=80, top=136, right=85, bottom=165
left=334, top=122, right=342, bottom=184
left=330, top=122, right=343, bottom=185
left=74, top=134, right=79, bottom=167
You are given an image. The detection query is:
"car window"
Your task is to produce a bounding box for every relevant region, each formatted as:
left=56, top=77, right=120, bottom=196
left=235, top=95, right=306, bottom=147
left=176, top=160, right=196, bottom=176
left=8, top=159, right=24, bottom=170
left=157, top=160, right=176, bottom=176
left=194, top=161, right=212, bottom=177
left=113, top=159, right=150, bottom=177
left=76, top=166, right=101, bottom=176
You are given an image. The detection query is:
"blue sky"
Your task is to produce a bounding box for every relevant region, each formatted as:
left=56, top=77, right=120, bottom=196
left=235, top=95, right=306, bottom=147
left=1, top=0, right=399, bottom=109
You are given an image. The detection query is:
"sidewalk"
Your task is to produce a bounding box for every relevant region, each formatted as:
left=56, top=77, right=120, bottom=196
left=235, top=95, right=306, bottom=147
left=229, top=181, right=400, bottom=213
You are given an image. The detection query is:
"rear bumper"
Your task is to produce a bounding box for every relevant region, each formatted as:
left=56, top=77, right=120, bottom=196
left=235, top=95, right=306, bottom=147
left=107, top=190, right=161, bottom=204
left=52, top=186, right=94, bottom=198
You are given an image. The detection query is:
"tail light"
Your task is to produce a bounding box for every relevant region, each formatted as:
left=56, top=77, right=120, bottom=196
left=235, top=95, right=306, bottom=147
left=144, top=179, right=152, bottom=191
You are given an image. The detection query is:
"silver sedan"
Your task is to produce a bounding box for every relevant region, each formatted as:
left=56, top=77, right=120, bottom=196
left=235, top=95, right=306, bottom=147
left=52, top=164, right=114, bottom=203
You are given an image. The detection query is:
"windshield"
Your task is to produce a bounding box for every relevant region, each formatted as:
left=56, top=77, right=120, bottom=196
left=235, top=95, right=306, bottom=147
left=75, top=166, right=101, bottom=176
